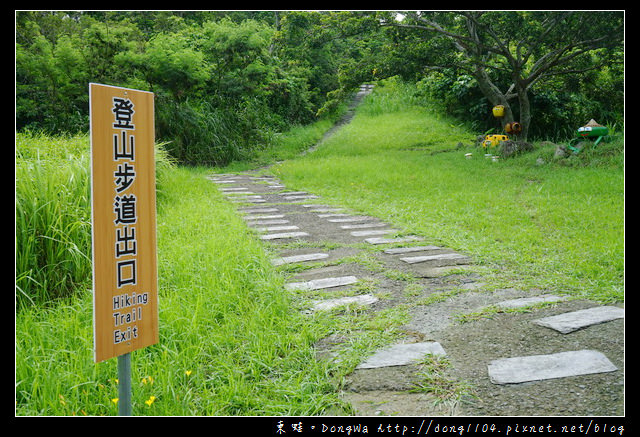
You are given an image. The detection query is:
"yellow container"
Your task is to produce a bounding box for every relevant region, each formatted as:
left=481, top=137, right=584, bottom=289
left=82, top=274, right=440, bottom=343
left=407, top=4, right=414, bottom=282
left=492, top=105, right=505, bottom=117
left=504, top=121, right=521, bottom=134
left=482, top=134, right=509, bottom=148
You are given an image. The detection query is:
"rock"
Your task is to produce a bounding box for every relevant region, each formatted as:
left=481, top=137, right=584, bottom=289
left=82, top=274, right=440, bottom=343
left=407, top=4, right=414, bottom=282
left=356, top=342, right=446, bottom=369
left=488, top=350, right=617, bottom=385
left=554, top=145, right=568, bottom=158
left=533, top=306, right=624, bottom=334
left=497, top=140, right=533, bottom=158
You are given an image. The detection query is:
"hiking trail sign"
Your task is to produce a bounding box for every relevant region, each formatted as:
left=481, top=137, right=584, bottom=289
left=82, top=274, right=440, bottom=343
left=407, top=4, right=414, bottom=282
left=90, top=83, right=158, bottom=363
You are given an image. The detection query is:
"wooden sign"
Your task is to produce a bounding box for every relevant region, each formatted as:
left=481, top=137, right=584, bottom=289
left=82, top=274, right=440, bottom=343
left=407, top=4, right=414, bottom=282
left=90, top=83, right=158, bottom=363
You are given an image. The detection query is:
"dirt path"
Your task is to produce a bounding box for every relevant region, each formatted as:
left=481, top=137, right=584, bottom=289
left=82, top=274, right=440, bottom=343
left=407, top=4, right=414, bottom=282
left=207, top=86, right=624, bottom=416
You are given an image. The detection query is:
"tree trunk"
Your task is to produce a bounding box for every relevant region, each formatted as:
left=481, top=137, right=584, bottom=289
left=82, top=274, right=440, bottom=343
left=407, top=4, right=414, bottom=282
left=473, top=66, right=515, bottom=129
left=517, top=86, right=531, bottom=140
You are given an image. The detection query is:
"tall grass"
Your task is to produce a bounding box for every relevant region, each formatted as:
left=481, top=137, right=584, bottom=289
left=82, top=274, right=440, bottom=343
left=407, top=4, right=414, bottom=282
left=15, top=131, right=175, bottom=309
left=16, top=164, right=347, bottom=416
left=16, top=132, right=92, bottom=308
left=155, top=97, right=298, bottom=166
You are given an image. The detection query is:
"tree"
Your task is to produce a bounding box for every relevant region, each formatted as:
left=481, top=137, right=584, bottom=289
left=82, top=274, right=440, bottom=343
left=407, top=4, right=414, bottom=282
left=387, top=11, right=624, bottom=140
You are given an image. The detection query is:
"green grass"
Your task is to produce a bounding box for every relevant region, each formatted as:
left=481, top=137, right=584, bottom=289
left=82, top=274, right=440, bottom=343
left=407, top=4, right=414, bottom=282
left=15, top=131, right=175, bottom=309
left=273, top=81, right=624, bottom=303
left=16, top=164, right=353, bottom=416
left=15, top=102, right=398, bottom=417
left=15, top=81, right=624, bottom=416
left=220, top=103, right=347, bottom=173
left=410, top=355, right=475, bottom=403
left=16, top=132, right=93, bottom=307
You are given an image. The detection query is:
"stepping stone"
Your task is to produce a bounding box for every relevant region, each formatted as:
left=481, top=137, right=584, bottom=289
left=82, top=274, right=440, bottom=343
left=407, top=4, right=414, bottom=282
left=311, top=294, right=378, bottom=312
left=317, top=212, right=348, bottom=217
left=351, top=229, right=396, bottom=237
left=411, top=265, right=472, bottom=278
left=260, top=232, right=309, bottom=240
left=284, top=195, right=319, bottom=200
left=488, top=350, right=617, bottom=384
left=496, top=294, right=567, bottom=310
left=340, top=223, right=387, bottom=229
left=257, top=225, right=300, bottom=232
left=327, top=217, right=375, bottom=223
left=356, top=342, right=447, bottom=369
left=365, top=236, right=421, bottom=245
left=285, top=275, right=358, bottom=291
left=211, top=180, right=238, bottom=184
left=244, top=214, right=285, bottom=220
left=240, top=207, right=279, bottom=213
left=228, top=193, right=259, bottom=198
left=533, top=306, right=624, bottom=334
left=279, top=191, right=309, bottom=196
left=271, top=253, right=329, bottom=266
left=383, top=245, right=442, bottom=254
left=313, top=209, right=344, bottom=214
left=220, top=187, right=249, bottom=192
left=232, top=197, right=266, bottom=203
left=400, top=253, right=470, bottom=265
left=251, top=219, right=289, bottom=225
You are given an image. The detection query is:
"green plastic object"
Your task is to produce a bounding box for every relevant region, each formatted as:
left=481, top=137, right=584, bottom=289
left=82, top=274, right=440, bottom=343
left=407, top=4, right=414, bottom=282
left=578, top=125, right=608, bottom=139
left=568, top=125, right=610, bottom=153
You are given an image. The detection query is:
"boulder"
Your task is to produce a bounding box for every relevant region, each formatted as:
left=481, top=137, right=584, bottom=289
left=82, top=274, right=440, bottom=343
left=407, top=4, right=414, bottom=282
left=497, top=140, right=533, bottom=158
left=554, top=145, right=568, bottom=158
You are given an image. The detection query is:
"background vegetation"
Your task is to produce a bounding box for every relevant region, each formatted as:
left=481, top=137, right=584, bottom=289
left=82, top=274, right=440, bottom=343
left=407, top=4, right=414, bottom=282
left=17, top=11, right=623, bottom=163
left=17, top=11, right=346, bottom=164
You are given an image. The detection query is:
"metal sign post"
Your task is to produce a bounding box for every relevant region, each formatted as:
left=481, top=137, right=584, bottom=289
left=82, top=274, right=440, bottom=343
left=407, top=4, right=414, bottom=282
left=89, top=83, right=158, bottom=415
left=118, top=353, right=133, bottom=416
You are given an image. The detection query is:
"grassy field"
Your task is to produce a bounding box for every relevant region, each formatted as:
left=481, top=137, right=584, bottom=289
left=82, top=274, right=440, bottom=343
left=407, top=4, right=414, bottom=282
left=273, top=81, right=624, bottom=303
left=16, top=160, right=357, bottom=415
left=15, top=81, right=623, bottom=416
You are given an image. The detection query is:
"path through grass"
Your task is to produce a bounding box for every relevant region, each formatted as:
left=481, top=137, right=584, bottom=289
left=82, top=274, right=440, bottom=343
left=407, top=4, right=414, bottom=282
left=273, top=82, right=624, bottom=303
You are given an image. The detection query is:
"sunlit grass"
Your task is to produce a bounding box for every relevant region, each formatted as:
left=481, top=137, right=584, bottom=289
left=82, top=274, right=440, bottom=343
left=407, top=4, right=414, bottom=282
left=16, top=165, right=351, bottom=415
left=273, top=80, right=624, bottom=302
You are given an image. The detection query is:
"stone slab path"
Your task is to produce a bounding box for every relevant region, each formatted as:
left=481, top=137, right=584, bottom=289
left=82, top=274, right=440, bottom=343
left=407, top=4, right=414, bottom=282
left=209, top=170, right=624, bottom=416
left=487, top=350, right=618, bottom=384
left=285, top=276, right=359, bottom=291
left=533, top=306, right=624, bottom=334
left=356, top=342, right=447, bottom=369
left=205, top=84, right=623, bottom=416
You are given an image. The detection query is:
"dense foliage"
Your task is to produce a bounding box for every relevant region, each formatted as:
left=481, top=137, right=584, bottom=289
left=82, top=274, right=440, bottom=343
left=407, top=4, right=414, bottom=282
left=372, top=11, right=624, bottom=140
left=16, top=11, right=346, bottom=165
left=16, top=11, right=624, bottom=163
